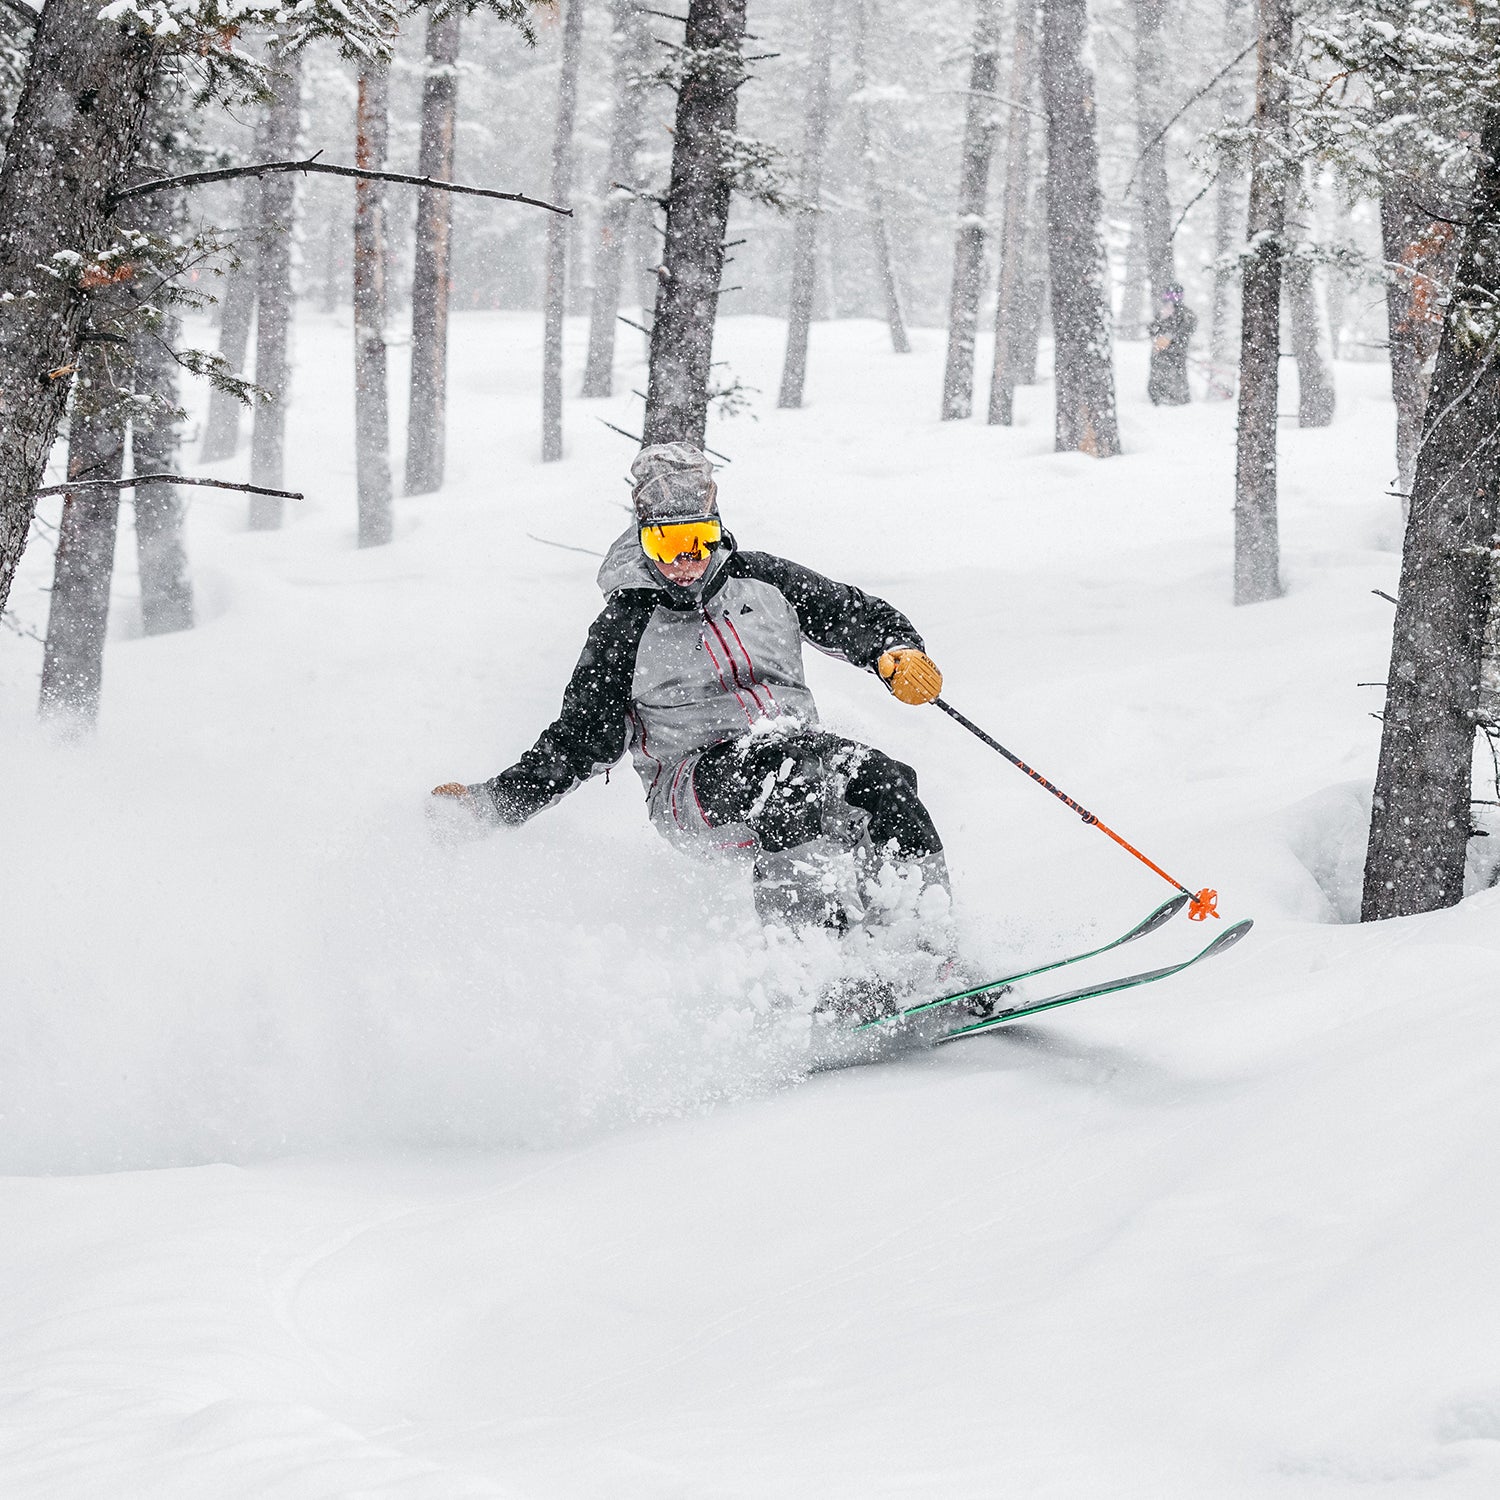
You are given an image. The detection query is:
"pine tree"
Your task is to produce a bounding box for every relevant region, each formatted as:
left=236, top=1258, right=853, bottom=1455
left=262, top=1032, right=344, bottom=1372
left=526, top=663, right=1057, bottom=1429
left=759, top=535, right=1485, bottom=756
left=1041, top=0, right=1120, bottom=456
left=37, top=349, right=127, bottom=727
left=1232, top=0, right=1292, bottom=605
left=987, top=0, right=1038, bottom=425
left=247, top=44, right=303, bottom=528
left=642, top=0, right=748, bottom=446
left=405, top=6, right=463, bottom=496
left=940, top=0, right=1003, bottom=421
left=541, top=0, right=586, bottom=461
left=353, top=57, right=393, bottom=547
left=777, top=11, right=835, bottom=410
left=1363, top=99, right=1500, bottom=919
left=851, top=0, right=909, bottom=355
left=0, top=0, right=160, bottom=621
left=582, top=0, right=652, bottom=399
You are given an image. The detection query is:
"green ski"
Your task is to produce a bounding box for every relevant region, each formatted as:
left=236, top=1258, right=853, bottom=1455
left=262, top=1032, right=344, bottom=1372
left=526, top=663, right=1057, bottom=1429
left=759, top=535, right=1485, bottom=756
left=935, top=918, right=1254, bottom=1043
left=857, top=891, right=1193, bottom=1033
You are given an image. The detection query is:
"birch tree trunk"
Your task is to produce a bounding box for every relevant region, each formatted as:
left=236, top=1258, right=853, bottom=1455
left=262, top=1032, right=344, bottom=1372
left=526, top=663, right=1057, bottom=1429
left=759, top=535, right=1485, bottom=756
left=642, top=0, right=747, bottom=448
left=1232, top=0, right=1291, bottom=606
left=1134, top=0, right=1190, bottom=404
left=987, top=0, right=1037, bottom=425
left=582, top=0, right=651, bottom=399
left=1041, top=0, right=1120, bottom=457
left=200, top=177, right=259, bottom=463
left=247, top=46, right=302, bottom=529
left=542, top=0, right=586, bottom=460
left=940, top=0, right=1003, bottom=421
left=1207, top=0, right=1250, bottom=400
left=1362, top=101, right=1500, bottom=921
left=1285, top=166, right=1333, bottom=427
left=0, top=0, right=160, bottom=622
left=852, top=0, right=909, bottom=355
left=777, top=13, right=834, bottom=410
left=37, top=350, right=127, bottom=726
left=405, top=5, right=462, bottom=496
left=353, top=59, right=392, bottom=547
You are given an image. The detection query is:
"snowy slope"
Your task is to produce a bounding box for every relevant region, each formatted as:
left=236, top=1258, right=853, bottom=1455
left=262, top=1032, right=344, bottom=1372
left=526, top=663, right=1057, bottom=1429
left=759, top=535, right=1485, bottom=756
left=2, top=315, right=1498, bottom=1496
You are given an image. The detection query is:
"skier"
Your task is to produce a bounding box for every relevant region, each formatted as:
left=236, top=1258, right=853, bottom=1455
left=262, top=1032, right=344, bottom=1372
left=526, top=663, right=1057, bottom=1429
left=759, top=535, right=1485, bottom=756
left=1147, top=282, right=1196, bottom=406
left=432, top=442, right=951, bottom=938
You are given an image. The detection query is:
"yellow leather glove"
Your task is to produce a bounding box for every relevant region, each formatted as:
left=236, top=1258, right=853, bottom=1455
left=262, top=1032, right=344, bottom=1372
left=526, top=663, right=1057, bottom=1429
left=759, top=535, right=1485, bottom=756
left=878, top=648, right=943, bottom=705
left=431, top=782, right=473, bottom=800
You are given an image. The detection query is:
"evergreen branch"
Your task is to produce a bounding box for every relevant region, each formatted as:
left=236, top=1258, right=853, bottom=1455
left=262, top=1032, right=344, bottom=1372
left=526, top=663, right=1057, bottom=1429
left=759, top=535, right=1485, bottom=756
left=33, top=473, right=304, bottom=500
left=0, top=0, right=39, bottom=26
left=109, top=156, right=571, bottom=217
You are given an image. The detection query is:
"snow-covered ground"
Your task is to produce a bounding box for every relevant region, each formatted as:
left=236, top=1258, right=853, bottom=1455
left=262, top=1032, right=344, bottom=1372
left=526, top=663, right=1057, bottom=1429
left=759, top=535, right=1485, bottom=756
left=2, top=314, right=1498, bottom=1496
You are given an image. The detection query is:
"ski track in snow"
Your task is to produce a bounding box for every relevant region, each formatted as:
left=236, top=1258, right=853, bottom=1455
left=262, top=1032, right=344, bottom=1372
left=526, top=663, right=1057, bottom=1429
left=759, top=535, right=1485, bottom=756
left=3, top=315, right=1500, bottom=1495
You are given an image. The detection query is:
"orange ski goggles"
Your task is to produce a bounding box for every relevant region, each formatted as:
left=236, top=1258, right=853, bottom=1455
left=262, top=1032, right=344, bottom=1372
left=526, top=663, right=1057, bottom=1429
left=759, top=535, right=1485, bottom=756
left=639, top=518, right=722, bottom=565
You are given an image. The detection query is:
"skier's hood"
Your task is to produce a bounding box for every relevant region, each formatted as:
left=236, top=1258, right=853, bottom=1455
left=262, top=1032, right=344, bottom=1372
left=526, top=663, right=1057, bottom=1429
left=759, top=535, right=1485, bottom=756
left=596, top=524, right=737, bottom=609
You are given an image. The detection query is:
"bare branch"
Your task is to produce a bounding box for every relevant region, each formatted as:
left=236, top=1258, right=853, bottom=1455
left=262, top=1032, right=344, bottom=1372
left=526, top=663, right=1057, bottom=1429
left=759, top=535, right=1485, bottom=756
left=1121, top=38, right=1258, bottom=201
left=33, top=473, right=304, bottom=501
left=109, top=155, right=571, bottom=217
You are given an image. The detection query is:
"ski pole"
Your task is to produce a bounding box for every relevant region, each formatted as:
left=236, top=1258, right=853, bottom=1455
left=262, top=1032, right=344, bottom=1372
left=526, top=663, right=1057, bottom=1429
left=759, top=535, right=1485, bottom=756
left=932, top=697, right=1220, bottom=921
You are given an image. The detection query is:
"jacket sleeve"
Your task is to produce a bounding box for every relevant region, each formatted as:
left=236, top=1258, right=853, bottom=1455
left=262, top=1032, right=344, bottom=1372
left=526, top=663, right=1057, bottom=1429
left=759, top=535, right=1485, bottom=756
left=732, top=550, right=923, bottom=669
left=474, top=590, right=656, bottom=825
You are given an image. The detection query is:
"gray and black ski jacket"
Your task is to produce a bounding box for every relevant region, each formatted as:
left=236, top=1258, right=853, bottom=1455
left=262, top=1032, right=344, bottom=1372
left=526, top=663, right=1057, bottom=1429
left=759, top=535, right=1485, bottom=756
left=477, top=528, right=923, bottom=836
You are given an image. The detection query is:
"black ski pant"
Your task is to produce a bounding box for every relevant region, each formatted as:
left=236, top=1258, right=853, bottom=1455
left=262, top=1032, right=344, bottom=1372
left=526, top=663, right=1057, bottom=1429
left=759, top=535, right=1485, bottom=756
left=691, top=730, right=942, bottom=860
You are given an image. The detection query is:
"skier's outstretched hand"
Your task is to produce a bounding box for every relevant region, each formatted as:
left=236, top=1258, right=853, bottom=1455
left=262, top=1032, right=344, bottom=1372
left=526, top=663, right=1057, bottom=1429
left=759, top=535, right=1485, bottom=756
left=878, top=648, right=943, bottom=705
left=427, top=782, right=488, bottom=843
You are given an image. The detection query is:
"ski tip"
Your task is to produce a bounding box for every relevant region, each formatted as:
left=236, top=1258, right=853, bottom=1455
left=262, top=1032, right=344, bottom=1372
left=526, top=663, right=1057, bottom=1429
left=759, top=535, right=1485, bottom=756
left=1208, top=918, right=1254, bottom=955
left=1135, top=891, right=1193, bottom=935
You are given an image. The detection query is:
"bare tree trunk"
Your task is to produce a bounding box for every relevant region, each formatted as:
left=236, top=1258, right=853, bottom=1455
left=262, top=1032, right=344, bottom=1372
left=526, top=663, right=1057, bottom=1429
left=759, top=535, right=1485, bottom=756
left=541, top=0, right=586, bottom=461
left=354, top=60, right=392, bottom=547
left=1014, top=172, right=1048, bottom=384
left=247, top=46, right=302, bottom=529
left=1041, top=0, right=1120, bottom=457
left=134, top=363, right=194, bottom=635
left=583, top=0, right=651, bottom=399
left=1208, top=0, right=1251, bottom=398
left=940, top=0, right=1003, bottom=420
left=852, top=0, right=909, bottom=354
left=405, top=6, right=462, bottom=496
left=1231, top=0, right=1291, bottom=606
left=200, top=178, right=259, bottom=463
left=1285, top=166, right=1333, bottom=427
left=777, top=13, right=834, bottom=410
left=1362, top=102, right=1500, bottom=921
left=1118, top=207, right=1147, bottom=340
left=642, top=0, right=747, bottom=448
left=0, top=0, right=160, bottom=622
left=131, top=107, right=193, bottom=636
left=1134, top=0, right=1191, bottom=405
left=987, top=0, right=1037, bottom=425
left=38, top=350, right=127, bottom=726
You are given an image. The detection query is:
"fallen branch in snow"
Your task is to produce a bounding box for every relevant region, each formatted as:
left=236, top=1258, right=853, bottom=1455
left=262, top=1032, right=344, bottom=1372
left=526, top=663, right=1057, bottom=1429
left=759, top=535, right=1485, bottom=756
left=109, top=156, right=571, bottom=217
left=33, top=473, right=303, bottom=501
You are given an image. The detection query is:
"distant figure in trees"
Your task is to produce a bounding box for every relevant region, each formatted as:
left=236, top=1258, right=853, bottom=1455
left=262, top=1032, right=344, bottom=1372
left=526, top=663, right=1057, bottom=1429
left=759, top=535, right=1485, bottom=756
left=432, top=444, right=954, bottom=958
left=1147, top=283, right=1194, bottom=406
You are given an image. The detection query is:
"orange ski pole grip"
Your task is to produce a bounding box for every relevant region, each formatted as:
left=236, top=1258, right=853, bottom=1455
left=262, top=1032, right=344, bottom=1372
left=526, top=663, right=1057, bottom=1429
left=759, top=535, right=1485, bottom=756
left=932, top=697, right=1220, bottom=920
